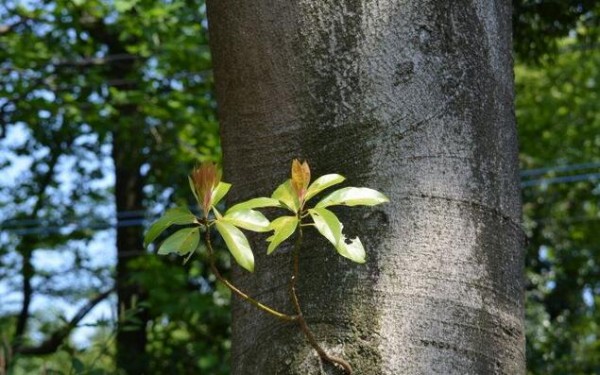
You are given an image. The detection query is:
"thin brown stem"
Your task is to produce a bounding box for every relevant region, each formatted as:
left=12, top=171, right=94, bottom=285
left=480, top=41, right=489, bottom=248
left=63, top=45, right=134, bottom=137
left=204, top=226, right=298, bottom=322
left=290, top=226, right=352, bottom=374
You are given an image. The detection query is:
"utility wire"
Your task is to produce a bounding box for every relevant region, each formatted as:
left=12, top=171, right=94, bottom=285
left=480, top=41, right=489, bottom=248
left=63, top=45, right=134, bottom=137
left=2, top=163, right=600, bottom=234
left=520, top=161, right=600, bottom=177
left=4, top=218, right=146, bottom=236
left=521, top=171, right=600, bottom=187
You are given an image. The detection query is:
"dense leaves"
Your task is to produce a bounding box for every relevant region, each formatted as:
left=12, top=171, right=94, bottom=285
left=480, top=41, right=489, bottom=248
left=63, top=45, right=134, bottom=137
left=517, top=38, right=600, bottom=373
left=0, top=0, right=226, bottom=373
left=513, top=0, right=600, bottom=61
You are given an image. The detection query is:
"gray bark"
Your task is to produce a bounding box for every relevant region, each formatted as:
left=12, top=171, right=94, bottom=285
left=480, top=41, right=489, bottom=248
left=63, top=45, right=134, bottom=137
left=207, top=1, right=524, bottom=374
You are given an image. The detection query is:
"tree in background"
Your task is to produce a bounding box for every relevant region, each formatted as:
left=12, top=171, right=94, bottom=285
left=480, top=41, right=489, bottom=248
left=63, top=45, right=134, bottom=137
left=207, top=0, right=524, bottom=373
left=513, top=1, right=600, bottom=373
left=517, top=41, right=600, bottom=374
left=513, top=0, right=600, bottom=62
left=0, top=1, right=227, bottom=374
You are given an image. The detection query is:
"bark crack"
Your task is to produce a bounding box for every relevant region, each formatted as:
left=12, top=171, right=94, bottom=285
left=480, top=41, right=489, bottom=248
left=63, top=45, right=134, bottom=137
left=398, top=194, right=524, bottom=236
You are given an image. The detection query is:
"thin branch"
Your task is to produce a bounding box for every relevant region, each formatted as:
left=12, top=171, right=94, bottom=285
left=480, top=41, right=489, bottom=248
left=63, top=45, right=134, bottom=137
left=289, top=226, right=352, bottom=374
left=0, top=15, right=38, bottom=36
left=13, top=136, right=75, bottom=342
left=14, top=288, right=114, bottom=356
left=52, top=53, right=141, bottom=68
left=204, top=225, right=298, bottom=322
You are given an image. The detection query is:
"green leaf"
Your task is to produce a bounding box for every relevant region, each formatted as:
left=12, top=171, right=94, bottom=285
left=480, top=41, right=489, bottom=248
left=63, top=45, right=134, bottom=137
left=71, top=357, right=85, bottom=374
left=308, top=207, right=366, bottom=263
left=271, top=179, right=299, bottom=212
left=144, top=207, right=197, bottom=247
left=226, top=197, right=283, bottom=213
left=336, top=236, right=366, bottom=263
left=188, top=175, right=199, bottom=204
left=308, top=207, right=342, bottom=245
left=316, top=187, right=389, bottom=208
left=211, top=181, right=232, bottom=207
left=114, top=0, right=139, bottom=12
left=266, top=216, right=298, bottom=254
left=215, top=220, right=255, bottom=272
left=222, top=209, right=270, bottom=232
left=305, top=174, right=346, bottom=201
left=157, top=227, right=200, bottom=256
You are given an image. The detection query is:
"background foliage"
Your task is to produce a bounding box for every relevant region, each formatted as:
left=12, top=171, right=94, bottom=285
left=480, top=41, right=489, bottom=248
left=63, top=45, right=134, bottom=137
left=0, top=0, right=598, bottom=374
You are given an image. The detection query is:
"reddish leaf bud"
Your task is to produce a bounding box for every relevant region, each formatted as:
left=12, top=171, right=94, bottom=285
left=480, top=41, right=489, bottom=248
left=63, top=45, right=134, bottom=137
left=191, top=162, right=221, bottom=217
left=291, top=159, right=310, bottom=203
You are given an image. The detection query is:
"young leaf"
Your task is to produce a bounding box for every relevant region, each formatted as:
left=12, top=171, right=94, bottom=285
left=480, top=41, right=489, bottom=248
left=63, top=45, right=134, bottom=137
left=266, top=216, right=298, bottom=254
left=215, top=220, right=255, bottom=272
left=305, top=174, right=346, bottom=202
left=308, top=207, right=366, bottom=263
left=336, top=236, right=366, bottom=263
left=144, top=207, right=197, bottom=247
left=316, top=187, right=389, bottom=208
left=291, top=159, right=311, bottom=201
left=211, top=181, right=232, bottom=207
left=188, top=175, right=200, bottom=204
left=308, top=207, right=342, bottom=246
left=222, top=209, right=270, bottom=232
left=157, top=227, right=200, bottom=255
left=226, top=197, right=283, bottom=213
left=271, top=179, right=299, bottom=213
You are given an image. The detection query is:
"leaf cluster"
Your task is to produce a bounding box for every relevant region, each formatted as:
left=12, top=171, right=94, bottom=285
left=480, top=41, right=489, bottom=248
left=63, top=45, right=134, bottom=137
left=145, top=160, right=389, bottom=271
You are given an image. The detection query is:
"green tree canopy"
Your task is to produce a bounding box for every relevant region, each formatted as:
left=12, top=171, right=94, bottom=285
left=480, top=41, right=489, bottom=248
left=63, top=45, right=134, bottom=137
left=517, top=38, right=600, bottom=373
left=0, top=0, right=228, bottom=373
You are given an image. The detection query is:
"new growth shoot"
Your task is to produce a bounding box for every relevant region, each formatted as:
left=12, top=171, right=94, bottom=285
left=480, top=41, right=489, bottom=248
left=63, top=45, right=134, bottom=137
left=145, top=160, right=389, bottom=373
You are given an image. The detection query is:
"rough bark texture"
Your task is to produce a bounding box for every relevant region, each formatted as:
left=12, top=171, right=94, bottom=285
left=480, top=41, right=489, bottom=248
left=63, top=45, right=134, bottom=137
left=207, top=1, right=524, bottom=374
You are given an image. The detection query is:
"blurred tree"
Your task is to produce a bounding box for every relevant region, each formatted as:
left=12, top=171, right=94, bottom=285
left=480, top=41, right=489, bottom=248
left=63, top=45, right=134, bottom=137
left=513, top=0, right=600, bottom=61
left=0, top=0, right=227, bottom=374
left=517, top=38, right=600, bottom=374
left=513, top=1, right=600, bottom=372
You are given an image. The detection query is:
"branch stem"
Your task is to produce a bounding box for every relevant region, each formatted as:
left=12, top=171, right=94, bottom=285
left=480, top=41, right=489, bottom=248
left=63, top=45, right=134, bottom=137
left=290, top=226, right=352, bottom=374
left=204, top=227, right=298, bottom=322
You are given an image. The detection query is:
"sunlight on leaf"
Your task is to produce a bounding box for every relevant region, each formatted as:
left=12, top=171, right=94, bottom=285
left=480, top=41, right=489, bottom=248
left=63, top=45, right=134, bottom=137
left=226, top=197, right=283, bottom=213
left=211, top=181, right=232, bottom=208
left=308, top=207, right=342, bottom=245
left=144, top=207, right=197, bottom=247
left=316, top=187, right=389, bottom=208
left=336, top=235, right=366, bottom=263
left=271, top=180, right=299, bottom=213
left=308, top=207, right=366, bottom=263
left=157, top=227, right=200, bottom=256
left=266, top=216, right=298, bottom=254
left=222, top=209, right=270, bottom=232
left=305, top=174, right=345, bottom=202
left=215, top=220, right=255, bottom=272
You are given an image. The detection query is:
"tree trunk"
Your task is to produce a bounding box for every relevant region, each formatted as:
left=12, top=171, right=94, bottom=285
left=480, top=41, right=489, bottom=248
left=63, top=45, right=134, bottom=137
left=95, top=22, right=151, bottom=371
left=207, top=1, right=524, bottom=373
left=112, top=123, right=148, bottom=374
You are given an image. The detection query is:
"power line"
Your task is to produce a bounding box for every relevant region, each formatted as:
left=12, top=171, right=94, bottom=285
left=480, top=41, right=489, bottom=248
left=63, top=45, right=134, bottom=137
left=520, top=161, right=600, bottom=177
left=2, top=163, right=600, bottom=232
left=5, top=218, right=146, bottom=236
left=521, top=171, right=600, bottom=187
left=0, top=209, right=148, bottom=228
